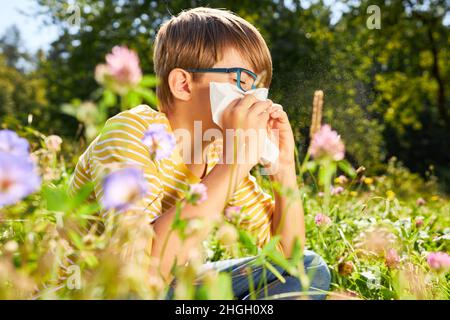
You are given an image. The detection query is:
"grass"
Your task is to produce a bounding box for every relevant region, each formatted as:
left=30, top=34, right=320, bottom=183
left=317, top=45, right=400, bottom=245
left=0, top=137, right=448, bottom=299
left=0, top=47, right=448, bottom=299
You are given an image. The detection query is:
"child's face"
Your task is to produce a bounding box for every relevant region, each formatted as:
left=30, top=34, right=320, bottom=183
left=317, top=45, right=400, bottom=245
left=188, top=48, right=256, bottom=128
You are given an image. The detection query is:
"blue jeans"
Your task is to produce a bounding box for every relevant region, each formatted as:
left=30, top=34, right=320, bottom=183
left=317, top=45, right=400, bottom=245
left=168, top=250, right=331, bottom=300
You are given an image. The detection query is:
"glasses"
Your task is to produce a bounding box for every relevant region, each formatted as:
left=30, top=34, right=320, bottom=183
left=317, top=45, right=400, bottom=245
left=186, top=67, right=258, bottom=92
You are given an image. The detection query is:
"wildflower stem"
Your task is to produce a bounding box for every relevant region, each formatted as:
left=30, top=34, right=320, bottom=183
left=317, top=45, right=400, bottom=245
left=158, top=201, right=184, bottom=275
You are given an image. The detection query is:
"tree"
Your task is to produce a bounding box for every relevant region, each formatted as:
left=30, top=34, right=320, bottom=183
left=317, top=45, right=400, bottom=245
left=33, top=0, right=449, bottom=187
left=0, top=27, right=49, bottom=134
left=335, top=0, right=449, bottom=186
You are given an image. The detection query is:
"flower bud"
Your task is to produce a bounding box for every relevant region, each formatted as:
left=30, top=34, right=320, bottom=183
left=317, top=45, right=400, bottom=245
left=44, top=135, right=63, bottom=152
left=217, top=224, right=238, bottom=246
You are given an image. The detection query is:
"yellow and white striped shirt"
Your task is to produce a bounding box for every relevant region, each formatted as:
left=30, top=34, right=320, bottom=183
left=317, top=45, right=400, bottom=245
left=68, top=104, right=274, bottom=247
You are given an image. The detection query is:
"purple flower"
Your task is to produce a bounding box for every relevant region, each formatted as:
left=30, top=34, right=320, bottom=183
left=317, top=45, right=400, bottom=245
left=415, top=217, right=424, bottom=228
left=106, top=46, right=142, bottom=84
left=142, top=124, right=176, bottom=160
left=101, top=167, right=147, bottom=212
left=427, top=252, right=450, bottom=272
left=0, top=153, right=41, bottom=207
left=309, top=125, right=345, bottom=161
left=44, top=135, right=63, bottom=152
left=314, top=213, right=331, bottom=227
left=416, top=197, right=426, bottom=206
left=95, top=46, right=142, bottom=94
left=385, top=248, right=400, bottom=269
left=0, top=130, right=29, bottom=157
left=331, top=186, right=344, bottom=195
left=224, top=206, right=242, bottom=220
left=188, top=183, right=208, bottom=205
left=335, top=175, right=348, bottom=184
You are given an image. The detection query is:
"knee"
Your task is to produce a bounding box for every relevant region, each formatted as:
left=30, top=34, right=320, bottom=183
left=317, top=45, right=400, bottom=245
left=303, top=250, right=331, bottom=293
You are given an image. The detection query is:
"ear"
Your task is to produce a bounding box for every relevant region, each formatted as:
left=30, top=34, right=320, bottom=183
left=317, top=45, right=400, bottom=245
left=168, top=68, right=193, bottom=101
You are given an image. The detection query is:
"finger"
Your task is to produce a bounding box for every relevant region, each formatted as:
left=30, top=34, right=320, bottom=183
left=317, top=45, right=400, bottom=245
left=268, top=105, right=283, bottom=116
left=222, top=98, right=242, bottom=118
left=278, top=110, right=289, bottom=122
left=269, top=109, right=283, bottom=118
left=229, top=98, right=241, bottom=108
left=249, top=101, right=272, bottom=116
left=268, top=103, right=283, bottom=112
left=270, top=110, right=289, bottom=122
left=225, top=98, right=241, bottom=112
left=234, top=94, right=259, bottom=111
left=258, top=110, right=270, bottom=123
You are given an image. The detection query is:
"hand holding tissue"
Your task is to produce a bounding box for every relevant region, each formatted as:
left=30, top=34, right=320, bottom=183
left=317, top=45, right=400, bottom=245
left=209, top=82, right=279, bottom=165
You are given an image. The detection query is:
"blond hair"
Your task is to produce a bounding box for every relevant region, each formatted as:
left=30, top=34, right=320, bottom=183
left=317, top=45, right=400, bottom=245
left=153, top=7, right=273, bottom=111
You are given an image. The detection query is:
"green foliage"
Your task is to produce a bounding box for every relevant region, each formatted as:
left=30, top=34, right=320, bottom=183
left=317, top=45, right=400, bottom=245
left=0, top=54, right=48, bottom=131
left=334, top=0, right=449, bottom=184
left=27, top=0, right=448, bottom=186
left=1, top=131, right=448, bottom=299
left=0, top=0, right=449, bottom=300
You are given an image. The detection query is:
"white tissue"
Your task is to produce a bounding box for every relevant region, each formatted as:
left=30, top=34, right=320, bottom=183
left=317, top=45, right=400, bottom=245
left=209, top=82, right=279, bottom=165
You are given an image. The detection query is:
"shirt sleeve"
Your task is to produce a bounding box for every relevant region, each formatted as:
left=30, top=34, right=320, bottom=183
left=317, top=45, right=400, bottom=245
left=89, top=110, right=164, bottom=221
left=229, top=173, right=275, bottom=247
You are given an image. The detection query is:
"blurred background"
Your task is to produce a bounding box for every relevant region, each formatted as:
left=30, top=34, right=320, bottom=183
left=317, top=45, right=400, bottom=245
left=0, top=0, right=449, bottom=191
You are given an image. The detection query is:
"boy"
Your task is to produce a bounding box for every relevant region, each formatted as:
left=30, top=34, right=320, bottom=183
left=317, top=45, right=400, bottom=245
left=69, top=7, right=330, bottom=299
